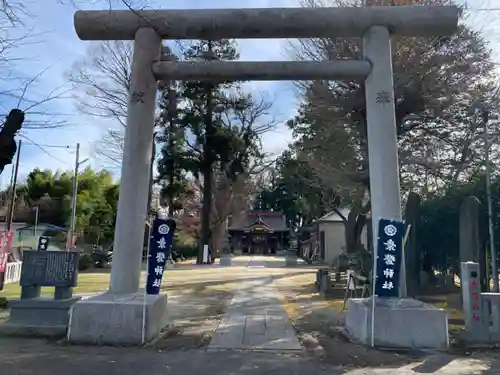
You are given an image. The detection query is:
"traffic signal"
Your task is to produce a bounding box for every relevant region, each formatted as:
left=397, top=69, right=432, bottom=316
left=0, top=109, right=24, bottom=174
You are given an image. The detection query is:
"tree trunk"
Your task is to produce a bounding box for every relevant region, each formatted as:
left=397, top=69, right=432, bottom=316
left=167, top=118, right=175, bottom=215
left=198, top=85, right=214, bottom=264
left=199, top=163, right=213, bottom=263
left=404, top=192, right=421, bottom=297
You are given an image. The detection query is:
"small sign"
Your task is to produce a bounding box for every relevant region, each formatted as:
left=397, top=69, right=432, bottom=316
left=374, top=218, right=405, bottom=298
left=346, top=270, right=356, bottom=291
left=146, top=218, right=176, bottom=295
left=202, top=244, right=209, bottom=264
left=37, top=236, right=50, bottom=251
left=20, top=251, right=79, bottom=287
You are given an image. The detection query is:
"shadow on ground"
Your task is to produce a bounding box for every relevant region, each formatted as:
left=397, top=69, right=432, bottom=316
left=162, top=271, right=313, bottom=293
left=3, top=266, right=500, bottom=374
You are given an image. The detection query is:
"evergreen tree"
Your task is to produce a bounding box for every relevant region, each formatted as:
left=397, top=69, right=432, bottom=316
left=156, top=81, right=192, bottom=215
left=157, top=39, right=273, bottom=262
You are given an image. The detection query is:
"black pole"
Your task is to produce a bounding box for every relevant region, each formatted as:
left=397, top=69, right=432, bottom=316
left=6, top=140, right=21, bottom=232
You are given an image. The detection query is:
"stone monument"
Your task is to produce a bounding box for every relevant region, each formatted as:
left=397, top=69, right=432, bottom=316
left=1, top=250, right=80, bottom=337
left=219, top=247, right=233, bottom=266
left=68, top=5, right=459, bottom=345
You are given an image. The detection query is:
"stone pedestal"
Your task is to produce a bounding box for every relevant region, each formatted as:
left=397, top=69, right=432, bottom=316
left=0, top=296, right=81, bottom=337
left=320, top=273, right=333, bottom=296
left=285, top=258, right=297, bottom=266
left=165, top=258, right=174, bottom=269
left=220, top=255, right=232, bottom=266
left=346, top=297, right=449, bottom=349
left=68, top=291, right=167, bottom=345
left=285, top=251, right=297, bottom=266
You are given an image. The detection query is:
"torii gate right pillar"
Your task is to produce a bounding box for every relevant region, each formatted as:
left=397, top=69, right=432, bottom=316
left=363, top=25, right=404, bottom=289
left=347, top=26, right=450, bottom=350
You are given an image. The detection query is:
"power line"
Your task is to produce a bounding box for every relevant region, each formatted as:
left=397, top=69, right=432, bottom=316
left=17, top=134, right=70, bottom=165
left=466, top=8, right=500, bottom=12
left=22, top=142, right=72, bottom=149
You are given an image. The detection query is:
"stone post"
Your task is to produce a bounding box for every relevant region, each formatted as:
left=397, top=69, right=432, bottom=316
left=460, top=197, right=481, bottom=263
left=363, top=26, right=404, bottom=296
left=461, top=261, right=489, bottom=342
left=109, top=28, right=161, bottom=294
left=459, top=196, right=486, bottom=291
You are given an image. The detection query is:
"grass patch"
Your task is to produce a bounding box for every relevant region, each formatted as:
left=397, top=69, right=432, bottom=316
left=0, top=272, right=114, bottom=299
left=418, top=294, right=464, bottom=323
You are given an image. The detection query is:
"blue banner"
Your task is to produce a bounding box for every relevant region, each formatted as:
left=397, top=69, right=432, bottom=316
left=146, top=218, right=176, bottom=295
left=374, top=218, right=405, bottom=298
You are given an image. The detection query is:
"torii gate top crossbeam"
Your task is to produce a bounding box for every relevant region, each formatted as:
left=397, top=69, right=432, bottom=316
left=74, top=6, right=459, bottom=41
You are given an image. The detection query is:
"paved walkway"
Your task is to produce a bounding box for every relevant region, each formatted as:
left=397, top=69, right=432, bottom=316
left=209, top=258, right=302, bottom=351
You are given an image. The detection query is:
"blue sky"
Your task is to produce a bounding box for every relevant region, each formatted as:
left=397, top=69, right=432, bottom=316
left=1, top=0, right=499, bottom=186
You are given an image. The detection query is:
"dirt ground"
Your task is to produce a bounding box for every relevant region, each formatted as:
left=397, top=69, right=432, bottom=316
left=150, top=289, right=233, bottom=351
left=273, top=269, right=500, bottom=371
left=2, top=261, right=500, bottom=374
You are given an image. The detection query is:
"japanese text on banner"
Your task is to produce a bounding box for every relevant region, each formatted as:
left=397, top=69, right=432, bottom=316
left=146, top=218, right=176, bottom=295
left=375, top=219, right=405, bottom=298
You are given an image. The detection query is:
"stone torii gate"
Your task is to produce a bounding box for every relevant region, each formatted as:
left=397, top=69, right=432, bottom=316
left=68, top=6, right=459, bottom=345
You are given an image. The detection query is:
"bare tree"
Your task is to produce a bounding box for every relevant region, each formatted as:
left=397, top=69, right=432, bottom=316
left=0, top=1, right=72, bottom=133
left=0, top=1, right=74, bottom=187
left=289, top=0, right=499, bottom=199
left=182, top=92, right=277, bottom=253
left=68, top=40, right=133, bottom=167
left=209, top=158, right=275, bottom=252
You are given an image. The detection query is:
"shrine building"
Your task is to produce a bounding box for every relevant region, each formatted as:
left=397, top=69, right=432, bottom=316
left=227, top=211, right=291, bottom=255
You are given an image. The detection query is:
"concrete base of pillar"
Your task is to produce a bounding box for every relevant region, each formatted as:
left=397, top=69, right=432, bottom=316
left=345, top=297, right=449, bottom=349
left=68, top=291, right=167, bottom=345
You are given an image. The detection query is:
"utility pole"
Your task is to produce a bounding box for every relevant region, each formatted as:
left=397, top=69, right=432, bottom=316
left=482, top=109, right=498, bottom=292
left=6, top=140, right=21, bottom=232
left=67, top=143, right=88, bottom=250
left=33, top=205, right=39, bottom=236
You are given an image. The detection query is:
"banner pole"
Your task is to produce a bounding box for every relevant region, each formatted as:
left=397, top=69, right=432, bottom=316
left=400, top=224, right=411, bottom=298
left=370, top=218, right=379, bottom=347
left=141, top=217, right=153, bottom=345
